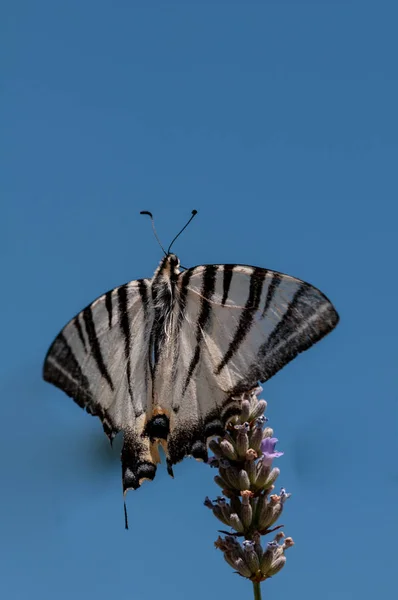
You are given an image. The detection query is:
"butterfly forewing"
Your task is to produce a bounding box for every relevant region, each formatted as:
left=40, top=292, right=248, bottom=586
left=43, top=279, right=153, bottom=439
left=178, top=264, right=339, bottom=395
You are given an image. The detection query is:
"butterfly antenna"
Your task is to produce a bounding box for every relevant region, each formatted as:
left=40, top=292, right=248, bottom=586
left=167, top=210, right=198, bottom=254
left=124, top=500, right=129, bottom=530
left=140, top=211, right=167, bottom=256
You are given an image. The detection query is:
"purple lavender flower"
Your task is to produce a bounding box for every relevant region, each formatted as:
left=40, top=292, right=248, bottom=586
left=260, top=437, right=284, bottom=466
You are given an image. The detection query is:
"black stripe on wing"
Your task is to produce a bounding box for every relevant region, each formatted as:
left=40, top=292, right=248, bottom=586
left=216, top=266, right=265, bottom=374
left=222, top=264, right=235, bottom=305
left=73, top=315, right=87, bottom=352
left=118, top=283, right=135, bottom=409
left=82, top=306, right=114, bottom=391
left=105, top=290, right=113, bottom=329
left=183, top=264, right=217, bottom=394
left=138, top=279, right=149, bottom=317
left=261, top=272, right=282, bottom=318
left=176, top=269, right=193, bottom=325
left=43, top=332, right=93, bottom=408
left=137, top=278, right=152, bottom=387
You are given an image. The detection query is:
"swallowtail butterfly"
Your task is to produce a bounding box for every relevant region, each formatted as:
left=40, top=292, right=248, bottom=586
left=43, top=211, right=339, bottom=497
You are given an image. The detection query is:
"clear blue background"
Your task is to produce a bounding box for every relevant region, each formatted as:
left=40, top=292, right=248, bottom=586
left=1, top=1, right=397, bottom=599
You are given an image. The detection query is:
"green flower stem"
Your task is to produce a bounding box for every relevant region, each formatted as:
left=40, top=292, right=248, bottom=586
left=252, top=581, right=262, bottom=600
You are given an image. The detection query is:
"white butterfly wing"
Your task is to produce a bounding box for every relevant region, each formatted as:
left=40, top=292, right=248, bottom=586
left=43, top=279, right=153, bottom=437
left=188, top=264, right=338, bottom=391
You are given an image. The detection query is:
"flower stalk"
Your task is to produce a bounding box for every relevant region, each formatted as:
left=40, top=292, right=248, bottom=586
left=204, top=387, right=293, bottom=598
left=252, top=581, right=262, bottom=600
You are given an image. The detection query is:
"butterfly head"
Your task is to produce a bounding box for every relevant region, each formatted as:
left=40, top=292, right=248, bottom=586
left=167, top=253, right=180, bottom=271
left=153, top=253, right=181, bottom=283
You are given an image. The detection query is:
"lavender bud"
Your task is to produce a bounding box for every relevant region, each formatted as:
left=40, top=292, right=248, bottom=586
left=238, top=469, right=251, bottom=491
left=255, top=461, right=271, bottom=488
left=236, top=433, right=249, bottom=458
left=251, top=496, right=259, bottom=519
left=260, top=544, right=275, bottom=575
left=249, top=400, right=267, bottom=421
left=262, top=427, right=274, bottom=439
left=209, top=439, right=223, bottom=458
left=225, top=550, right=244, bottom=570
left=257, top=501, right=273, bottom=530
left=224, top=552, right=239, bottom=570
left=220, top=440, right=238, bottom=461
left=240, top=399, right=251, bottom=422
left=264, top=467, right=280, bottom=489
left=242, top=540, right=260, bottom=573
left=266, top=502, right=283, bottom=528
left=212, top=505, right=230, bottom=526
left=230, top=495, right=242, bottom=516
left=229, top=513, right=245, bottom=533
left=241, top=494, right=253, bottom=528
left=268, top=555, right=287, bottom=577
left=273, top=532, right=285, bottom=544
left=254, top=494, right=266, bottom=523
left=234, top=557, right=253, bottom=578
left=214, top=475, right=230, bottom=490
left=250, top=425, right=265, bottom=453
left=245, top=458, right=256, bottom=484
left=223, top=467, right=241, bottom=490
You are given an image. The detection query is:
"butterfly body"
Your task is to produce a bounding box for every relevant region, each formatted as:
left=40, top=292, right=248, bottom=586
left=43, top=254, right=339, bottom=493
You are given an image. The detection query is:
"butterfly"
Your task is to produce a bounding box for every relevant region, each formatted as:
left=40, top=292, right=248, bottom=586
left=43, top=211, right=339, bottom=497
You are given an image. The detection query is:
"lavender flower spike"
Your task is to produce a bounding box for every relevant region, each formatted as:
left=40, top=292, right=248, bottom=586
left=260, top=438, right=284, bottom=467
left=205, top=390, right=292, bottom=598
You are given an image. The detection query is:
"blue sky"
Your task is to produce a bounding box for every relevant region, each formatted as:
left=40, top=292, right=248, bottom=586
left=1, top=1, right=397, bottom=598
